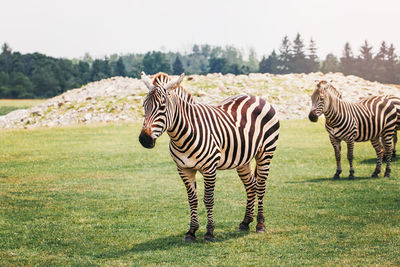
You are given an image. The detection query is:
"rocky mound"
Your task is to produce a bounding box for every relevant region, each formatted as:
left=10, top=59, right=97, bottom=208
left=1, top=72, right=399, bottom=129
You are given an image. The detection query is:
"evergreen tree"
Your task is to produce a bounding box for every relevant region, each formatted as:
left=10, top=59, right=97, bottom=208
left=307, top=38, right=320, bottom=72
left=375, top=41, right=387, bottom=61
left=358, top=40, right=374, bottom=80
left=78, top=61, right=90, bottom=84
left=385, top=43, right=397, bottom=83
left=321, top=53, right=340, bottom=73
left=278, top=35, right=292, bottom=73
left=259, top=50, right=280, bottom=74
left=374, top=41, right=388, bottom=82
left=114, top=57, right=126, bottom=77
left=291, top=33, right=308, bottom=73
left=0, top=43, right=12, bottom=74
left=91, top=59, right=107, bottom=81
left=340, top=42, right=355, bottom=75
left=172, top=56, right=185, bottom=75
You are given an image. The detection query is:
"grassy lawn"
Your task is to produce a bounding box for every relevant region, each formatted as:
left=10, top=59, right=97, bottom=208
left=0, top=99, right=46, bottom=116
left=0, top=120, right=399, bottom=266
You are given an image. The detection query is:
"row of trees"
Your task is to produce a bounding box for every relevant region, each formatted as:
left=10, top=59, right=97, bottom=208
left=0, top=44, right=127, bottom=98
left=1, top=34, right=400, bottom=98
left=259, top=36, right=399, bottom=84
left=121, top=45, right=259, bottom=77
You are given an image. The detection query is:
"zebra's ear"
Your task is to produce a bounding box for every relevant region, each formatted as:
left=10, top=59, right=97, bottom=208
left=165, top=73, right=185, bottom=91
left=141, top=71, right=154, bottom=90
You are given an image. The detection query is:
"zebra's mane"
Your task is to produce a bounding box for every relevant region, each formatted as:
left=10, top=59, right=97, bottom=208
left=152, top=72, right=170, bottom=87
left=327, top=84, right=343, bottom=99
left=152, top=72, right=196, bottom=104
left=317, top=80, right=343, bottom=99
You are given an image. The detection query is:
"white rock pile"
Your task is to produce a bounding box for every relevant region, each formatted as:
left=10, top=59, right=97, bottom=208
left=0, top=72, right=399, bottom=129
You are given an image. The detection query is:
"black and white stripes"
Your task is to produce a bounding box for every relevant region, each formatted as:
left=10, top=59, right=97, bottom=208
left=139, top=72, right=280, bottom=242
left=309, top=81, right=398, bottom=179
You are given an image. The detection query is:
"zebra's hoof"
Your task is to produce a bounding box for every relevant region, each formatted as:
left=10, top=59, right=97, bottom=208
left=348, top=175, right=354, bottom=180
left=333, top=170, right=342, bottom=180
left=184, top=233, right=196, bottom=242
left=384, top=170, right=391, bottom=178
left=204, top=234, right=214, bottom=243
left=238, top=222, right=250, bottom=231
left=256, top=223, right=265, bottom=233
left=371, top=172, right=379, bottom=178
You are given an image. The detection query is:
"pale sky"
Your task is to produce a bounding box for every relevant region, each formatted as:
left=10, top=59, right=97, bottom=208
left=1, top=0, right=399, bottom=59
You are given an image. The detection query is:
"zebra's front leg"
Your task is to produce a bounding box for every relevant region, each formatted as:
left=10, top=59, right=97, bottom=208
left=330, top=136, right=342, bottom=179
left=371, top=138, right=384, bottom=177
left=236, top=163, right=256, bottom=231
left=346, top=140, right=355, bottom=180
left=201, top=168, right=217, bottom=242
left=177, top=167, right=199, bottom=242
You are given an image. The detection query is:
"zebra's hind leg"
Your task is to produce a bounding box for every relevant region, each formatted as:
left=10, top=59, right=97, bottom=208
left=382, top=132, right=397, bottom=160
left=236, top=163, right=256, bottom=231
left=371, top=138, right=384, bottom=178
left=382, top=134, right=393, bottom=178
left=200, top=167, right=217, bottom=242
left=346, top=140, right=355, bottom=180
left=254, top=147, right=276, bottom=233
left=177, top=167, right=199, bottom=242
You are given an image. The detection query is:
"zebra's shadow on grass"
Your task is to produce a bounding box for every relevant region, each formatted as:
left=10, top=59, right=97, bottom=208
left=360, top=156, right=398, bottom=164
left=287, top=176, right=377, bottom=183
left=95, top=228, right=249, bottom=258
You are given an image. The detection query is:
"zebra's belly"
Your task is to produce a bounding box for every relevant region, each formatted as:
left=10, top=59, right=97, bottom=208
left=170, top=149, right=222, bottom=171
left=216, top=148, right=258, bottom=170
left=170, top=146, right=257, bottom=171
left=173, top=155, right=201, bottom=169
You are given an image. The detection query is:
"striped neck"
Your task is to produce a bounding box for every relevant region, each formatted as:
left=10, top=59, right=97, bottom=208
left=166, top=87, right=197, bottom=143
left=324, top=90, right=348, bottom=126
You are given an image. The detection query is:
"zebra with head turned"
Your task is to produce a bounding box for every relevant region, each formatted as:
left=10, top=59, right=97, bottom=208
left=139, top=72, right=280, bottom=242
left=308, top=80, right=398, bottom=179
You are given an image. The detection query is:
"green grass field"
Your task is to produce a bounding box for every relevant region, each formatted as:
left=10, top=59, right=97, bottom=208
left=0, top=99, right=46, bottom=116
left=0, top=121, right=399, bottom=266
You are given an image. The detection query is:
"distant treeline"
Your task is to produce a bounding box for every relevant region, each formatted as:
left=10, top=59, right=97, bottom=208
left=1, top=33, right=400, bottom=99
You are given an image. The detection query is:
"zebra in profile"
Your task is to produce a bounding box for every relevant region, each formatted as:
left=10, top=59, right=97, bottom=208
left=139, top=72, right=280, bottom=242
left=308, top=80, right=398, bottom=179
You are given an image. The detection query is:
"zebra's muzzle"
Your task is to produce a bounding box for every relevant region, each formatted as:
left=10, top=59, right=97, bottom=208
left=139, top=131, right=156, bottom=149
left=308, top=110, right=318, bottom=122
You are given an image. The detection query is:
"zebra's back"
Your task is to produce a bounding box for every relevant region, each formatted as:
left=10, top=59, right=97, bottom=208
left=354, top=95, right=397, bottom=141
left=215, top=95, right=279, bottom=170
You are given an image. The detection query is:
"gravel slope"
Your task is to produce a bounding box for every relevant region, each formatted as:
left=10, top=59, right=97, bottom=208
left=1, top=72, right=399, bottom=129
